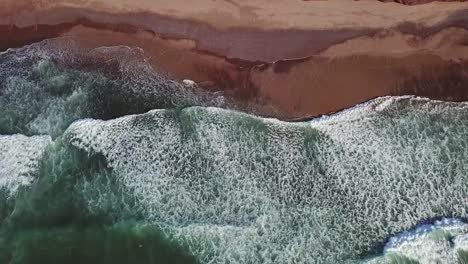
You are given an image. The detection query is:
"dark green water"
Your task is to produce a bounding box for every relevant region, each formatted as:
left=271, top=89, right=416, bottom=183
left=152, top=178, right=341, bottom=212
left=0, top=140, right=196, bottom=264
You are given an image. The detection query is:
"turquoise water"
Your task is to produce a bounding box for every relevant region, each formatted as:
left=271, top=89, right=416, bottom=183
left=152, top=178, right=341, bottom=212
left=2, top=38, right=468, bottom=263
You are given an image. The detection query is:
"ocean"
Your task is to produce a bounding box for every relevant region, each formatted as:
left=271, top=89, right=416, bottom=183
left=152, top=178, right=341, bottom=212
left=1, top=38, right=468, bottom=264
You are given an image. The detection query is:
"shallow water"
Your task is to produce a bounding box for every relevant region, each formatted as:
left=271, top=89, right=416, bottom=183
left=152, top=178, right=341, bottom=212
left=1, top=38, right=468, bottom=264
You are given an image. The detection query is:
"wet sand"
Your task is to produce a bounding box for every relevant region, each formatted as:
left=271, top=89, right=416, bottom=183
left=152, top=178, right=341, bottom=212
left=1, top=0, right=468, bottom=119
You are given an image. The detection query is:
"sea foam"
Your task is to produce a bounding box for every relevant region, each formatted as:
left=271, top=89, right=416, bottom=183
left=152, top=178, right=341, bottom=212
left=0, top=134, right=51, bottom=194
left=64, top=97, right=468, bottom=263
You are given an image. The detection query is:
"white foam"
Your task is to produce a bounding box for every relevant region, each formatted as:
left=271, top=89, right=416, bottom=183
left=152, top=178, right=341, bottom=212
left=367, top=219, right=468, bottom=264
left=64, top=97, right=468, bottom=263
left=0, top=134, right=51, bottom=195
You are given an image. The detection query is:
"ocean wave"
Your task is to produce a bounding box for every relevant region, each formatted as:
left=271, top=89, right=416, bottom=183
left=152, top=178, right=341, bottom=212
left=367, top=218, right=468, bottom=264
left=0, top=137, right=195, bottom=263
left=61, top=98, right=468, bottom=263
left=0, top=37, right=227, bottom=137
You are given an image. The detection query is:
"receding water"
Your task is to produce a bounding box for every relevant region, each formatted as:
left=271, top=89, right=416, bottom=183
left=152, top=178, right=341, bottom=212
left=2, top=38, right=468, bottom=264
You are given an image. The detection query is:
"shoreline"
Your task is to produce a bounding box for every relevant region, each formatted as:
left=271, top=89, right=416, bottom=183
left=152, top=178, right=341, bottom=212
left=1, top=0, right=468, bottom=120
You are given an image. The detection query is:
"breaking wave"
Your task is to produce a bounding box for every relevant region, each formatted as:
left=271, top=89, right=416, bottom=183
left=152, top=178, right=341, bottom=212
left=63, top=98, right=468, bottom=263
